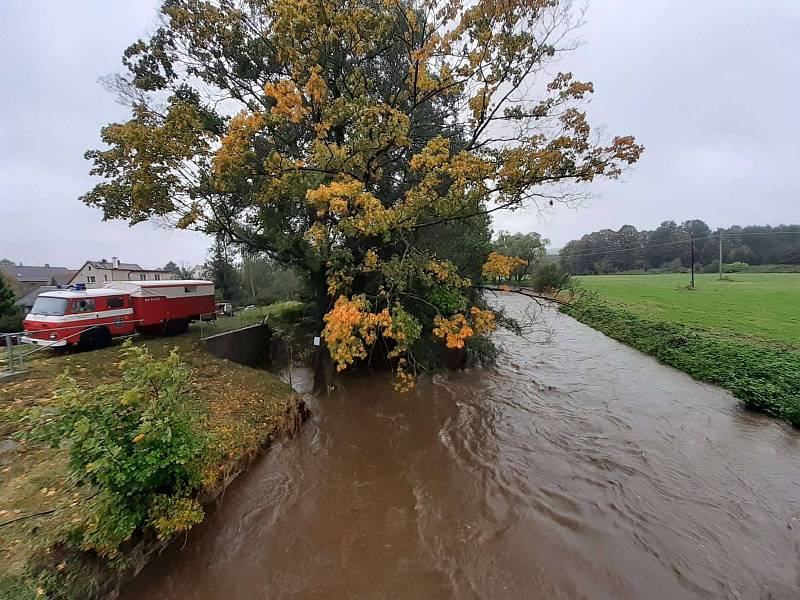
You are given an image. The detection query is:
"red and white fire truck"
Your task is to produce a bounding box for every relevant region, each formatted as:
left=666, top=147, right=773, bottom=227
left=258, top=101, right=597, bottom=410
left=22, top=280, right=216, bottom=350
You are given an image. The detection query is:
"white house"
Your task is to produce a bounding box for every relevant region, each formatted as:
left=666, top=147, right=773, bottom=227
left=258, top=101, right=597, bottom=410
left=68, top=258, right=173, bottom=288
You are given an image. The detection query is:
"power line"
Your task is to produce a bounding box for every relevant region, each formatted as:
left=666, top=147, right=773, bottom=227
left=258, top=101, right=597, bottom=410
left=557, top=229, right=800, bottom=260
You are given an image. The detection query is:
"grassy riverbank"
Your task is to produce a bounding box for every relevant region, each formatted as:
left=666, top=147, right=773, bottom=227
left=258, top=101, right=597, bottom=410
left=564, top=275, right=800, bottom=426
left=576, top=273, right=800, bottom=349
left=0, top=307, right=302, bottom=599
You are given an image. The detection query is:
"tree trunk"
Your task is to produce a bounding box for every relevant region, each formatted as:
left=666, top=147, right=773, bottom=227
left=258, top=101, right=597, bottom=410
left=313, top=344, right=335, bottom=394
left=309, top=267, right=334, bottom=394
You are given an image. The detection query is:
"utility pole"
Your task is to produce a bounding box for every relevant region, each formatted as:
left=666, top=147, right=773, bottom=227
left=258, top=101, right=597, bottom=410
left=690, top=234, right=695, bottom=288
left=718, top=231, right=723, bottom=280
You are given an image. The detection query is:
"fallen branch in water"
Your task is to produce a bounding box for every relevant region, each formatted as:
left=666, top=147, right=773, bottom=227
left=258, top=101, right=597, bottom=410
left=472, top=285, right=568, bottom=306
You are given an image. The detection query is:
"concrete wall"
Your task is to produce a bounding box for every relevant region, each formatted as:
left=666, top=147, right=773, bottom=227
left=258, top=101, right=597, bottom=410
left=202, top=323, right=274, bottom=369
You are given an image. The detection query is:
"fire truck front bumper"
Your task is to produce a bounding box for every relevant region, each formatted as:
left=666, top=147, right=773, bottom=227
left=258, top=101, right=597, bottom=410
left=21, top=336, right=67, bottom=347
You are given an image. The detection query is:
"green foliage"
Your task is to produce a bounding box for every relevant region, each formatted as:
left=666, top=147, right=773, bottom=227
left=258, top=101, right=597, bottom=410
left=81, top=0, right=641, bottom=386
left=147, top=495, right=204, bottom=540
left=35, top=341, right=207, bottom=557
left=492, top=231, right=547, bottom=280
left=263, top=300, right=307, bottom=325
left=738, top=263, right=800, bottom=273
left=204, top=235, right=244, bottom=305
left=723, top=261, right=749, bottom=272
left=415, top=215, right=493, bottom=294
left=560, top=221, right=800, bottom=275
left=0, top=274, right=16, bottom=318
left=163, top=260, right=195, bottom=279
left=564, top=297, right=800, bottom=426
left=240, top=254, right=303, bottom=305
left=0, top=313, right=23, bottom=333
left=531, top=263, right=571, bottom=293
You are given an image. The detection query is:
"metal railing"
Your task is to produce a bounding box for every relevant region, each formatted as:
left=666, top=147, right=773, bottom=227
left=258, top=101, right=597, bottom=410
left=1, top=332, right=26, bottom=377
left=198, top=309, right=270, bottom=340
left=1, top=310, right=269, bottom=380
left=1, top=322, right=142, bottom=379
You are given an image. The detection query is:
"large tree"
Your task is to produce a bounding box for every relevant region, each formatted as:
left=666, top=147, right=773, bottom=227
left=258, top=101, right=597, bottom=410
left=82, top=0, right=641, bottom=389
left=204, top=235, right=245, bottom=304
left=493, top=231, right=547, bottom=280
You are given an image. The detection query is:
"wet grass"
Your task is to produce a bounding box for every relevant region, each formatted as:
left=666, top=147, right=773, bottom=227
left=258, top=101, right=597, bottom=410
left=0, top=307, right=298, bottom=598
left=576, top=273, right=800, bottom=350
left=563, top=296, right=800, bottom=427
left=194, top=301, right=305, bottom=337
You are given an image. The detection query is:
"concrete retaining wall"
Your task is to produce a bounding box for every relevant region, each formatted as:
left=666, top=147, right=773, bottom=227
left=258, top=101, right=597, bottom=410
left=202, top=323, right=274, bottom=369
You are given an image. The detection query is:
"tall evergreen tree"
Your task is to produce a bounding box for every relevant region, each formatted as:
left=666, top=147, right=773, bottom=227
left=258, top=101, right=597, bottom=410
left=0, top=275, right=16, bottom=318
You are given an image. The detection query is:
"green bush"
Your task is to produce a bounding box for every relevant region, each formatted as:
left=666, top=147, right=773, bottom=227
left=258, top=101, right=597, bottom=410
left=37, top=341, right=207, bottom=557
left=263, top=300, right=307, bottom=325
left=531, top=263, right=571, bottom=293
left=723, top=261, right=750, bottom=273
left=0, top=313, right=23, bottom=333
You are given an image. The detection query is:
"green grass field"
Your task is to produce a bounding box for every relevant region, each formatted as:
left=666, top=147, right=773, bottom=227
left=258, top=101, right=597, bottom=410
left=577, top=273, right=800, bottom=350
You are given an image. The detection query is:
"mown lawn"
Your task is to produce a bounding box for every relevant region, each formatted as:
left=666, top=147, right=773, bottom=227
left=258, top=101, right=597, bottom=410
left=576, top=273, right=800, bottom=349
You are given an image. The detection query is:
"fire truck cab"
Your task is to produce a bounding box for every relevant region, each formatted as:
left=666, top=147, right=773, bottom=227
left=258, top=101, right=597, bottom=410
left=22, top=280, right=216, bottom=350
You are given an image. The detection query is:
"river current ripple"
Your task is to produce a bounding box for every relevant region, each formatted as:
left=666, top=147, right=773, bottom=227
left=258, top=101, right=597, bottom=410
left=123, top=295, right=800, bottom=599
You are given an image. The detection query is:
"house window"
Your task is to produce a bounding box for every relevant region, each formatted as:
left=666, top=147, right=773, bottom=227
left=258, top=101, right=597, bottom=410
left=87, top=276, right=96, bottom=283
left=155, top=274, right=161, bottom=281
left=107, top=297, right=125, bottom=309
left=104, top=275, right=108, bottom=282
left=139, top=274, right=147, bottom=281
left=88, top=265, right=92, bottom=271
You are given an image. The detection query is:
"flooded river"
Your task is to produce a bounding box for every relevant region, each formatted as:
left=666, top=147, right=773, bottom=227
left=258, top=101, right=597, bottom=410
left=122, top=296, right=800, bottom=599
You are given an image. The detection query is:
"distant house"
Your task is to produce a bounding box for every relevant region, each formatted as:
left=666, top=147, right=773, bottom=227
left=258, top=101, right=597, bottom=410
left=68, top=257, right=174, bottom=288
left=0, top=262, right=76, bottom=297
left=15, top=285, right=58, bottom=315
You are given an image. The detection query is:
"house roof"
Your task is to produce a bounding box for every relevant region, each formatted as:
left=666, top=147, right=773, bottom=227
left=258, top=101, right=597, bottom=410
left=84, top=261, right=168, bottom=273
left=0, top=264, right=75, bottom=285
left=15, top=286, right=59, bottom=308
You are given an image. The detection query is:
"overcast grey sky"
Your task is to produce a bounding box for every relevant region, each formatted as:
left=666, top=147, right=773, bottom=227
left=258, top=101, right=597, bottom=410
left=1, top=0, right=798, bottom=268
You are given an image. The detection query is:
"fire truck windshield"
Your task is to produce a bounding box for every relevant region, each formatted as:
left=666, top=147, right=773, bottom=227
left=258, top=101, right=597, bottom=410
left=30, top=296, right=69, bottom=316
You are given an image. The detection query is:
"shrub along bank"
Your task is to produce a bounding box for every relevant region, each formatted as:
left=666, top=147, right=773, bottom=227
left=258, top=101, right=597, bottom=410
left=562, top=297, right=800, bottom=426
left=0, top=318, right=304, bottom=600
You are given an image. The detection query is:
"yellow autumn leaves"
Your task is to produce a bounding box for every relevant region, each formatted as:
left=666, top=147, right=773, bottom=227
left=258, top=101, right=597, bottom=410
left=304, top=178, right=400, bottom=245
left=482, top=251, right=528, bottom=279
left=322, top=294, right=495, bottom=390
left=432, top=307, right=496, bottom=349
left=323, top=295, right=391, bottom=372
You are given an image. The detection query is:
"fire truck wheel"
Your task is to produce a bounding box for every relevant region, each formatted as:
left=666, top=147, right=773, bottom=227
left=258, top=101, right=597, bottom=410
left=78, top=328, right=111, bottom=351
left=165, top=318, right=189, bottom=336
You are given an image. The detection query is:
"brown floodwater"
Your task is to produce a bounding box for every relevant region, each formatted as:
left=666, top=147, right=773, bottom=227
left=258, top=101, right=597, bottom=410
left=121, top=295, right=800, bottom=599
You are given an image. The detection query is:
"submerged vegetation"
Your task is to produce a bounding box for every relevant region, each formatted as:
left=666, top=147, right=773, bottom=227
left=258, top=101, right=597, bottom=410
left=564, top=289, right=800, bottom=427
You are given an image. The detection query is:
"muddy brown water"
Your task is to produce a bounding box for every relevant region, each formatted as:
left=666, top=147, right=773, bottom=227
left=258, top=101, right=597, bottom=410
left=122, top=296, right=800, bottom=599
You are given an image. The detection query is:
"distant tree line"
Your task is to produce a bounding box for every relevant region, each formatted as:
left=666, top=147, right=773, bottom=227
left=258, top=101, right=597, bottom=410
left=559, top=221, right=800, bottom=275
left=201, top=235, right=303, bottom=307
